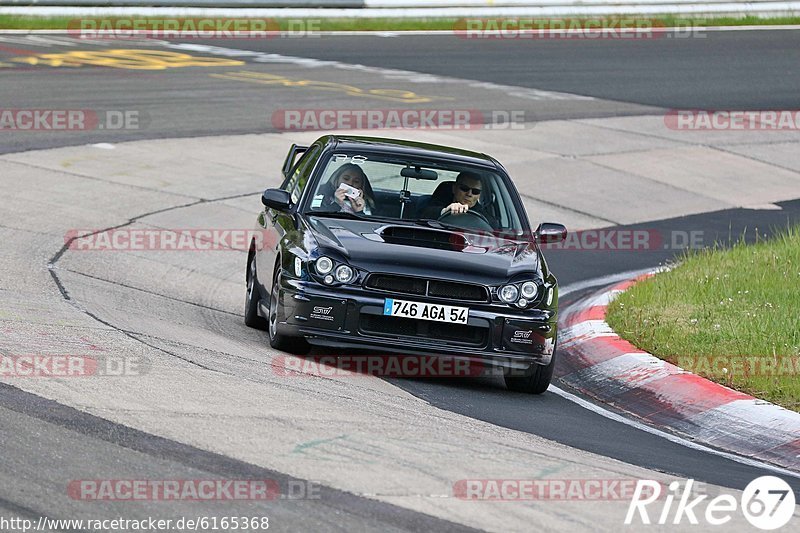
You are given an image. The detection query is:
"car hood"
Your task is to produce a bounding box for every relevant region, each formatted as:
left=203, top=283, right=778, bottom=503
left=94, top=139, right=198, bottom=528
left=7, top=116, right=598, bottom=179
left=304, top=216, right=541, bottom=284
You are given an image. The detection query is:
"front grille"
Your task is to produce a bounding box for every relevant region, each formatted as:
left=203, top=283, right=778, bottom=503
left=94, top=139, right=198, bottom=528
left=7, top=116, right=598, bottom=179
left=365, top=274, right=488, bottom=303
left=428, top=280, right=486, bottom=301
left=359, top=314, right=487, bottom=346
left=368, top=275, right=426, bottom=296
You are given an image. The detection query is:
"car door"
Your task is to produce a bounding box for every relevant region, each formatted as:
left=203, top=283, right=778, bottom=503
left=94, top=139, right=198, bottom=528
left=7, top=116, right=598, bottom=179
left=256, top=144, right=322, bottom=288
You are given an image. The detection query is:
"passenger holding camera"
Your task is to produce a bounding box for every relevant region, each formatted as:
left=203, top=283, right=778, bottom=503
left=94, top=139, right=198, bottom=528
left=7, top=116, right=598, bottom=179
left=322, top=163, right=376, bottom=215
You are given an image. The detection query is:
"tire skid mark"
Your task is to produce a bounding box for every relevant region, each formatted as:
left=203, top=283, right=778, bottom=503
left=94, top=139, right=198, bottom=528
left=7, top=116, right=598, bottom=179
left=48, top=189, right=261, bottom=371
left=62, top=267, right=241, bottom=317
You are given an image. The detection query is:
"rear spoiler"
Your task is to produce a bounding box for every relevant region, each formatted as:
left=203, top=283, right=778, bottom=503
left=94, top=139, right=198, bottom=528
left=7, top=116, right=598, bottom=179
left=282, top=144, right=309, bottom=178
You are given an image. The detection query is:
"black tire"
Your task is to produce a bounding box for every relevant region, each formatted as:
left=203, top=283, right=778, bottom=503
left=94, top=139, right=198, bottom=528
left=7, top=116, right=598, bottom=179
left=267, top=265, right=311, bottom=355
left=504, top=342, right=557, bottom=394
left=244, top=253, right=268, bottom=330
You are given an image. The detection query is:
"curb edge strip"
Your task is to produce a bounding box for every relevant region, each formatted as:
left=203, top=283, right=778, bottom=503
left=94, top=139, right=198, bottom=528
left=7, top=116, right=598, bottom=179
left=557, top=272, right=800, bottom=472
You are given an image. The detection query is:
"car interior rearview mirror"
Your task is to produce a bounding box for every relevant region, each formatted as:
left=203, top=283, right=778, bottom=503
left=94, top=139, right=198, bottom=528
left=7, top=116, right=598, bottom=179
left=400, top=167, right=438, bottom=180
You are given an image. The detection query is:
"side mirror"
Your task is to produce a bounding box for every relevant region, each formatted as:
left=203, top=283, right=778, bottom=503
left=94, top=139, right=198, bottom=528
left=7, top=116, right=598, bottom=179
left=534, top=223, right=567, bottom=244
left=262, top=188, right=292, bottom=211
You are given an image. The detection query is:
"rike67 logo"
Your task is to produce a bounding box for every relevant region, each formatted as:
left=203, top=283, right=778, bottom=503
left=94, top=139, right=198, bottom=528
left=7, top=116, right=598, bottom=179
left=626, top=477, right=795, bottom=530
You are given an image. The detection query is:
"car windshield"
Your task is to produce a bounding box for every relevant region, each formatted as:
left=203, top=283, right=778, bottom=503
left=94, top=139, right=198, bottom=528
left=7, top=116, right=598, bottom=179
left=304, top=152, right=525, bottom=235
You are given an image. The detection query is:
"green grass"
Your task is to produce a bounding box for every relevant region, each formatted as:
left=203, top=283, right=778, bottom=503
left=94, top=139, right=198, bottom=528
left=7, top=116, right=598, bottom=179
left=606, top=227, right=800, bottom=412
left=2, top=15, right=800, bottom=31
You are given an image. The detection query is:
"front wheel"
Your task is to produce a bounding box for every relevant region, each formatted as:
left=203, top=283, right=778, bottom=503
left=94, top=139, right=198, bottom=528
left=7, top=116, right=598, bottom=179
left=244, top=254, right=268, bottom=329
left=268, top=267, right=311, bottom=355
left=504, top=342, right=557, bottom=394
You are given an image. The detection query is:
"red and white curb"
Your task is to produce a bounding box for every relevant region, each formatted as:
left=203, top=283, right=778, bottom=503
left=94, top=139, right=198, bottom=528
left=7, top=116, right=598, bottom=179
left=557, top=272, right=800, bottom=472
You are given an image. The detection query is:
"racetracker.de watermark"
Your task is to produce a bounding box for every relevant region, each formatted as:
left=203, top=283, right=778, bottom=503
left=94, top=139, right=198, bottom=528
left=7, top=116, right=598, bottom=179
left=272, top=355, right=489, bottom=378
left=0, top=109, right=145, bottom=131
left=461, top=229, right=705, bottom=252
left=67, top=18, right=322, bottom=39
left=63, top=228, right=708, bottom=253
left=665, top=110, right=800, bottom=130
left=453, top=479, right=667, bottom=501
left=537, top=229, right=704, bottom=251
left=64, top=229, right=269, bottom=252
left=0, top=355, right=149, bottom=377
left=67, top=479, right=321, bottom=501
left=271, top=109, right=529, bottom=131
left=676, top=355, right=800, bottom=377
left=454, top=18, right=705, bottom=39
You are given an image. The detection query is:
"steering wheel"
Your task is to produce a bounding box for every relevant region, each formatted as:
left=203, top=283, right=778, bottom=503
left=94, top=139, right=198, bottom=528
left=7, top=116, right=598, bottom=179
left=438, top=208, right=493, bottom=231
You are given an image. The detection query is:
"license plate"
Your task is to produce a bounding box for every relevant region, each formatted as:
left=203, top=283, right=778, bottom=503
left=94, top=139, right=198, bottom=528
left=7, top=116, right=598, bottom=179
left=383, top=298, right=469, bottom=324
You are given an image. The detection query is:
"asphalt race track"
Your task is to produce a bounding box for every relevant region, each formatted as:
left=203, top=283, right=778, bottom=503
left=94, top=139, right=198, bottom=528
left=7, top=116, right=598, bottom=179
left=1, top=30, right=800, bottom=532
left=174, top=29, right=800, bottom=109
left=3, top=30, right=800, bottom=154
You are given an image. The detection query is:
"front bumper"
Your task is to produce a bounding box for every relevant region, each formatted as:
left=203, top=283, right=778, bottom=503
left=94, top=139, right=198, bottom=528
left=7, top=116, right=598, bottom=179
left=273, top=277, right=557, bottom=370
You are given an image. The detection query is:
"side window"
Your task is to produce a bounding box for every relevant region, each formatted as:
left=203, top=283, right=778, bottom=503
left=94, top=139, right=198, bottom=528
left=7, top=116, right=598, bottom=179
left=284, top=145, right=321, bottom=204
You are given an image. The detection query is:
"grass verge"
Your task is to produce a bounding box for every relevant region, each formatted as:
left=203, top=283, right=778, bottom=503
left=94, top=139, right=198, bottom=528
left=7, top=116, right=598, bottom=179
left=606, top=227, right=800, bottom=412
left=1, top=15, right=800, bottom=31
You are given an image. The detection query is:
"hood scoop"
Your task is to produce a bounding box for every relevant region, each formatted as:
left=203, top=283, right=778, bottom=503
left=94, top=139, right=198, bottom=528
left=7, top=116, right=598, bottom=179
left=378, top=225, right=468, bottom=251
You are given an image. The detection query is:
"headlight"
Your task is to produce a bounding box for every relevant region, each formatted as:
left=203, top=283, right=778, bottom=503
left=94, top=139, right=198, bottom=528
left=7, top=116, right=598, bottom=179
left=499, top=284, right=519, bottom=303
left=335, top=265, right=354, bottom=283
left=521, top=281, right=538, bottom=299
left=316, top=256, right=334, bottom=275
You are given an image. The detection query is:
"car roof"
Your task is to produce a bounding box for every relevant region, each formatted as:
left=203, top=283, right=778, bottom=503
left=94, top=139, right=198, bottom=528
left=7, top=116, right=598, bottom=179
left=324, top=135, right=501, bottom=170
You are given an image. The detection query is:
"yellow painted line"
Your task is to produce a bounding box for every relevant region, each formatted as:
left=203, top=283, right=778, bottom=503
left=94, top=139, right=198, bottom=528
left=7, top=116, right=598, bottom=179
left=210, top=71, right=449, bottom=103
left=9, top=49, right=244, bottom=70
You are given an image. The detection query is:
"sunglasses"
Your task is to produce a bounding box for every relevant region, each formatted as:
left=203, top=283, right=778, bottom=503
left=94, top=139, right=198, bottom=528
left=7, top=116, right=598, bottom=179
left=458, top=184, right=482, bottom=195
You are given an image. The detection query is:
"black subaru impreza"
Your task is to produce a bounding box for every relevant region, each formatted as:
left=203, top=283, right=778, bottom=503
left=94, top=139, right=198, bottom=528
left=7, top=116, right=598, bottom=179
left=245, top=135, right=567, bottom=393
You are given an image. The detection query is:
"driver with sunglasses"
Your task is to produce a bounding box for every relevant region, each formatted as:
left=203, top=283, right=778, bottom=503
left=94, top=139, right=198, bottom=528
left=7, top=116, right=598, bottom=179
left=424, top=171, right=498, bottom=228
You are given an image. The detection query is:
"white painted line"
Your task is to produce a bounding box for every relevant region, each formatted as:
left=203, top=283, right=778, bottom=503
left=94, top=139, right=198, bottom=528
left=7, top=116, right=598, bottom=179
left=2, top=5, right=800, bottom=17
left=369, top=0, right=800, bottom=6
left=559, top=267, right=655, bottom=297
left=549, top=384, right=800, bottom=478
left=162, top=41, right=594, bottom=102
left=3, top=25, right=800, bottom=35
